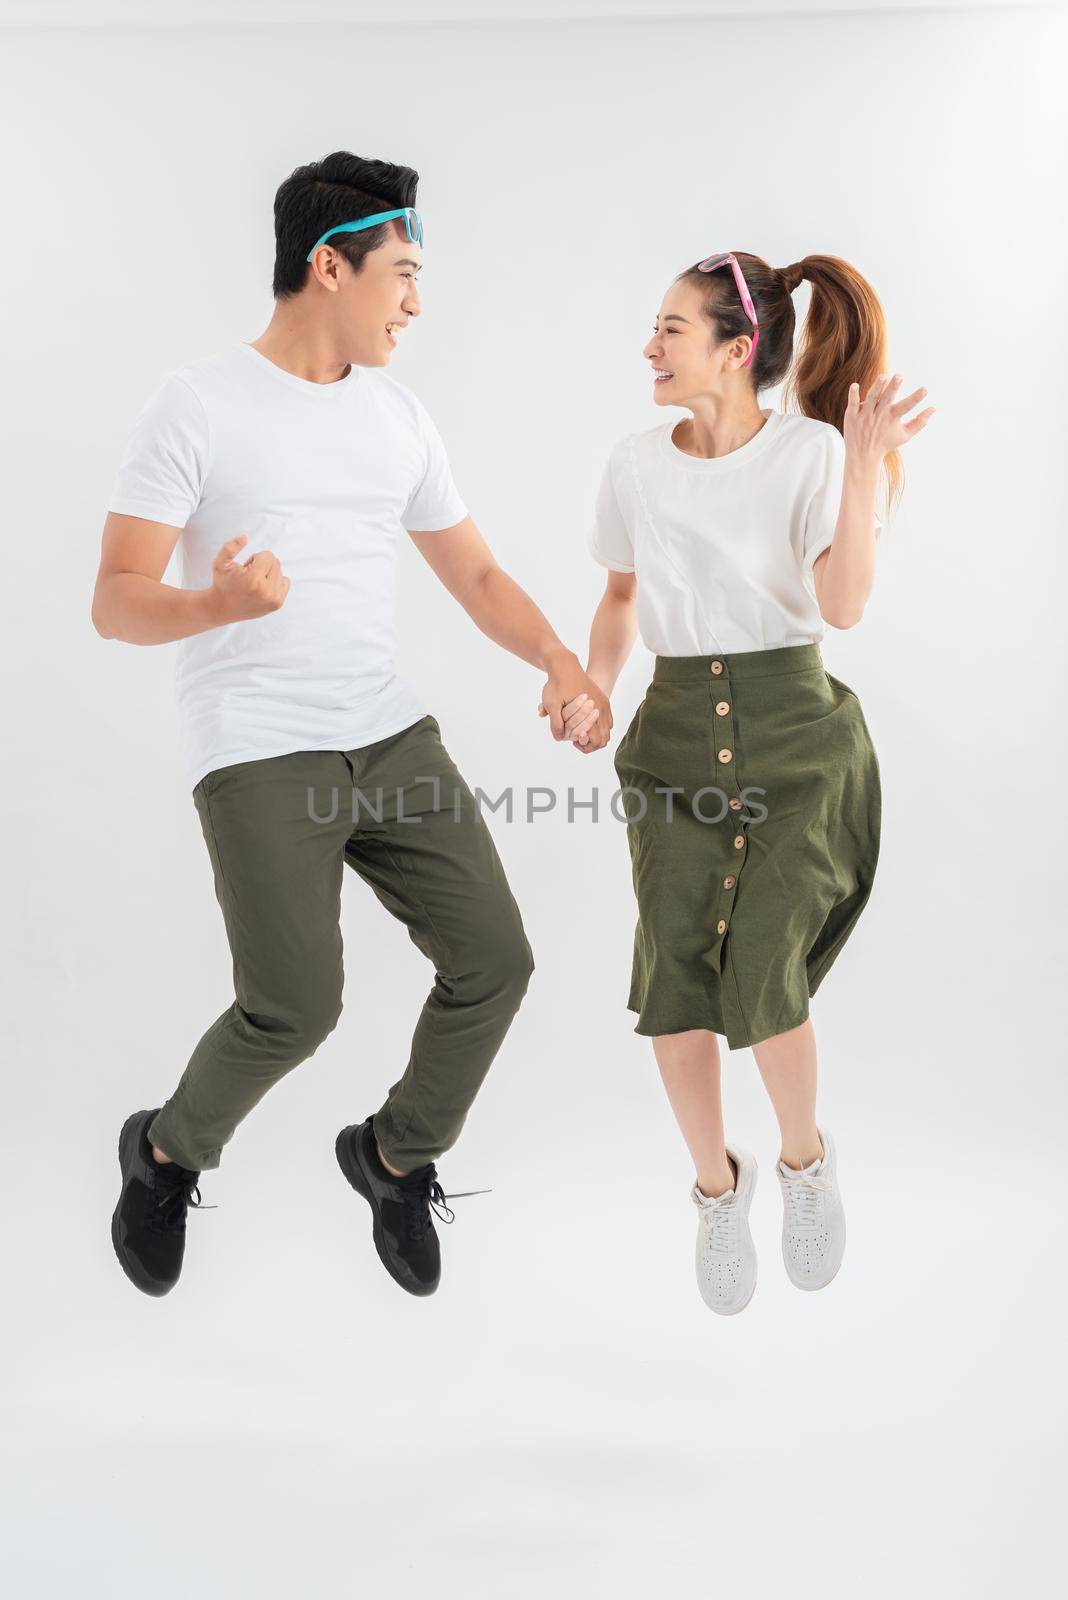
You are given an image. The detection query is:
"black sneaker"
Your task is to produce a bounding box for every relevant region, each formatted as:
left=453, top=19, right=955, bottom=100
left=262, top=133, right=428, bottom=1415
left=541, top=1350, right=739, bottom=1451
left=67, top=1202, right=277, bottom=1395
left=335, top=1117, right=462, bottom=1297
left=111, top=1108, right=215, bottom=1296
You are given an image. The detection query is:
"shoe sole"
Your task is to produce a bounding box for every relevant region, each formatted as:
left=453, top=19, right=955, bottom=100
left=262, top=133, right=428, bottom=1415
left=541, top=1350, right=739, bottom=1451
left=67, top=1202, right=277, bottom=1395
left=334, top=1125, right=437, bottom=1297
left=111, top=1111, right=174, bottom=1298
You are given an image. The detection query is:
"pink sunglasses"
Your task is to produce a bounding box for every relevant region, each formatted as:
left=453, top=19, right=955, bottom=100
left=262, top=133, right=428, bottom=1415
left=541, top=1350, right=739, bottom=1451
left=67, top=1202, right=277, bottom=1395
left=697, top=252, right=759, bottom=369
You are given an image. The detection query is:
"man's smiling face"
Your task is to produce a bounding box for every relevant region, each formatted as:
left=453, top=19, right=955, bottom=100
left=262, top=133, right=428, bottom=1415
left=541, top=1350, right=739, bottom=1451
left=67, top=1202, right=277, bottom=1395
left=341, top=218, right=423, bottom=366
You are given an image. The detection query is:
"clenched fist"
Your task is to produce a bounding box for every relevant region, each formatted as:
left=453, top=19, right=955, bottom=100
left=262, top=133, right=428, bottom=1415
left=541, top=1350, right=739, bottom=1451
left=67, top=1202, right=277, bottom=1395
left=210, top=534, right=291, bottom=623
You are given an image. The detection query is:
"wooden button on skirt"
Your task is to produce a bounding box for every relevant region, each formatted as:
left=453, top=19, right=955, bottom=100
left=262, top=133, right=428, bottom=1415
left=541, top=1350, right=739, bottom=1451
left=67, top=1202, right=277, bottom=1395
left=611, top=643, right=881, bottom=1049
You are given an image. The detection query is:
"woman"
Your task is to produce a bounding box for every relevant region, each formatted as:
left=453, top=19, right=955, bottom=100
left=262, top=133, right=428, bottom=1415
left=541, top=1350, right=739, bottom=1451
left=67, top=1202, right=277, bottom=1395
left=557, top=252, right=932, bottom=1315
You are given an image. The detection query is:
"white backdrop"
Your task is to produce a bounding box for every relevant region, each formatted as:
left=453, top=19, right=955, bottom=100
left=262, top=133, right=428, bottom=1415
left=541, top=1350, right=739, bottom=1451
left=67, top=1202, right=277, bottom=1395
left=2, top=4, right=1065, bottom=1596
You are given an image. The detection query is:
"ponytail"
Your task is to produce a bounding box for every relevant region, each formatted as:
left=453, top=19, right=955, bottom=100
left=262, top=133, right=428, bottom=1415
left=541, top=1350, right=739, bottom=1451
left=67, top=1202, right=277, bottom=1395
left=780, top=255, right=902, bottom=517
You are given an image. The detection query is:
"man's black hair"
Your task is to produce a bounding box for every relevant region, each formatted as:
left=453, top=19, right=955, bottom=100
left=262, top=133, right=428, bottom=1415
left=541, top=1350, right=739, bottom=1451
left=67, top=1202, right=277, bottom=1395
left=271, top=150, right=419, bottom=300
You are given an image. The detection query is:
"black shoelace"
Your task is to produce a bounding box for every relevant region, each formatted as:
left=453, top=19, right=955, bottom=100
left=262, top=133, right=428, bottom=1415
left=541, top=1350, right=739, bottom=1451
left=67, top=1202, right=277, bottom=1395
left=148, top=1165, right=218, bottom=1233
left=396, top=1167, right=491, bottom=1243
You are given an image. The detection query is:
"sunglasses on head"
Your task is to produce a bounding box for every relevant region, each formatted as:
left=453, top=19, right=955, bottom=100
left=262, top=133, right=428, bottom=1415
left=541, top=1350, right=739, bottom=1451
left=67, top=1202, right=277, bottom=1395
left=696, top=252, right=759, bottom=369
left=306, top=207, right=423, bottom=263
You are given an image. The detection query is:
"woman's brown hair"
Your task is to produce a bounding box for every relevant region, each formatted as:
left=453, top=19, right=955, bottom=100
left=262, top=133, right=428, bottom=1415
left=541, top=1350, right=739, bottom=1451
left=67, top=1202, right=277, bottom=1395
left=675, top=252, right=902, bottom=518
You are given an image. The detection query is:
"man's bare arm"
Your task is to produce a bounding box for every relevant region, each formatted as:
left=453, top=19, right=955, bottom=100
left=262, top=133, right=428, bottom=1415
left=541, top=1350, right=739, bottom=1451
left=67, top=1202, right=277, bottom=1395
left=407, top=514, right=567, bottom=668
left=92, top=513, right=288, bottom=645
left=406, top=513, right=611, bottom=741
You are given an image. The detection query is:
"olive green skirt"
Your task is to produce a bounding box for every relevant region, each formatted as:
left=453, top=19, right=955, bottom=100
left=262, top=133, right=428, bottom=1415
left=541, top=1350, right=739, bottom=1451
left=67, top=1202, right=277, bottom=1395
left=612, top=643, right=881, bottom=1049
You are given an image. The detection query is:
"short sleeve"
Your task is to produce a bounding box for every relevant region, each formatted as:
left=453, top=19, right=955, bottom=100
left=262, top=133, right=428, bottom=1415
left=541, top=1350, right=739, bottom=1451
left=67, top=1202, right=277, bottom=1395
left=587, top=453, right=635, bottom=573
left=403, top=400, right=468, bottom=531
left=107, top=373, right=209, bottom=528
left=801, top=425, right=882, bottom=579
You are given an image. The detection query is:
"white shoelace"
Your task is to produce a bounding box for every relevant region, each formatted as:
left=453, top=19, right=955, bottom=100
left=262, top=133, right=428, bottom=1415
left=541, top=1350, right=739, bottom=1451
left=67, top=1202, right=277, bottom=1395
left=698, top=1192, right=739, bottom=1253
left=780, top=1168, right=833, bottom=1230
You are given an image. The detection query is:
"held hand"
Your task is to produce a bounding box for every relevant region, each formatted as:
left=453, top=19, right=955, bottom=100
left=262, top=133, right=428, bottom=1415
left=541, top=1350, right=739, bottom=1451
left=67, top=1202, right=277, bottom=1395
left=844, top=373, right=935, bottom=465
left=536, top=658, right=613, bottom=749
left=545, top=691, right=604, bottom=752
left=567, top=692, right=606, bottom=753
left=210, top=534, right=291, bottom=623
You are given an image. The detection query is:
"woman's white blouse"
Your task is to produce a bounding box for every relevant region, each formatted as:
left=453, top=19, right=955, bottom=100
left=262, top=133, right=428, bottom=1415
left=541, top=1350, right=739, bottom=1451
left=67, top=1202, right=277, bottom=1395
left=587, top=409, right=879, bottom=655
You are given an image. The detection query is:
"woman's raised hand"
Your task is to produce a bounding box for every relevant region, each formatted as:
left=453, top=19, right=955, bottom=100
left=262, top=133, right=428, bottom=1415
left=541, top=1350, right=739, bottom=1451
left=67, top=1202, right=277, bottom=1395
left=845, top=372, right=935, bottom=463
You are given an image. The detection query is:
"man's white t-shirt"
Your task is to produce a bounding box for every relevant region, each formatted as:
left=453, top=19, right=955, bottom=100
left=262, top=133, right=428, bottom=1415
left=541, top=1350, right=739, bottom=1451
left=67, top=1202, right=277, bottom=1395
left=108, top=341, right=468, bottom=791
left=587, top=409, right=881, bottom=656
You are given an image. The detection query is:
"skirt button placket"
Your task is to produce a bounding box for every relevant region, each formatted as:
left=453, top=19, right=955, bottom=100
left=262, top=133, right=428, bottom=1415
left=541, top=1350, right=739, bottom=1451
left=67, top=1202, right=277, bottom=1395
left=710, top=657, right=748, bottom=941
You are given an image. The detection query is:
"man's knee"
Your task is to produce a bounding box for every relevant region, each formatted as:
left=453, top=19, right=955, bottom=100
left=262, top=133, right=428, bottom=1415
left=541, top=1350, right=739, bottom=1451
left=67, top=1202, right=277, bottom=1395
left=485, top=923, right=535, bottom=1009
left=270, top=985, right=343, bottom=1060
left=302, top=989, right=344, bottom=1052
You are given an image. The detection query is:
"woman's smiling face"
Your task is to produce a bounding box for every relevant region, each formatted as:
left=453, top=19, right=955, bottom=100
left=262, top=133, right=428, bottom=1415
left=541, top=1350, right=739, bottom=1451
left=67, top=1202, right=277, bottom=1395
left=642, top=276, right=752, bottom=405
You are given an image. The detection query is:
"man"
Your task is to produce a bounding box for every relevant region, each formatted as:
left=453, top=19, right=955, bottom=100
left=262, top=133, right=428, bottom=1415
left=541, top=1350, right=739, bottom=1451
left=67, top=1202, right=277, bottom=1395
left=96, top=150, right=610, bottom=1300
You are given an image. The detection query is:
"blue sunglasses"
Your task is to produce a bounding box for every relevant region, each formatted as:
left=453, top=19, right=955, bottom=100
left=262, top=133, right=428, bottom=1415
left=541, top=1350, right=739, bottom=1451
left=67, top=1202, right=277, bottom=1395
left=305, top=207, right=423, bottom=263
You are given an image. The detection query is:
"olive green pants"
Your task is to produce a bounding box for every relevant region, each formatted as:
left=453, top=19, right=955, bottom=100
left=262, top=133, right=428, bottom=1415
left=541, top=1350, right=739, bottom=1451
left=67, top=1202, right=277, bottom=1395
left=147, top=714, right=535, bottom=1173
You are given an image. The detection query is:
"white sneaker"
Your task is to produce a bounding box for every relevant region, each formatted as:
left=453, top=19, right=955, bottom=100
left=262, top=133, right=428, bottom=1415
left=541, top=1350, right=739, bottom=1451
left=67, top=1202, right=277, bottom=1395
left=776, top=1125, right=846, bottom=1291
left=690, top=1144, right=758, bottom=1315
